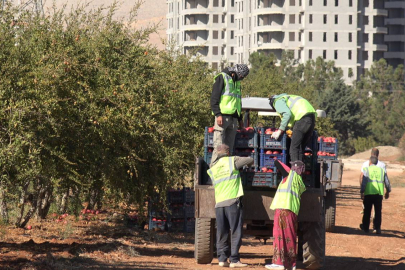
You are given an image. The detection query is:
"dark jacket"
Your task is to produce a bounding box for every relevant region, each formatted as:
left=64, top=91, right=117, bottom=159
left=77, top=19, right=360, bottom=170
left=210, top=69, right=242, bottom=121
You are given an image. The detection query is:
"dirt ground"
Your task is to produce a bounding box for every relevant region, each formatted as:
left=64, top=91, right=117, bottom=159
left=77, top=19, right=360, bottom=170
left=1, top=156, right=405, bottom=270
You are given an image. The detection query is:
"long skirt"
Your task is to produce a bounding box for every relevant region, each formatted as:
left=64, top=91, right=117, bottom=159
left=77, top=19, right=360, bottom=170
left=272, top=209, right=298, bottom=268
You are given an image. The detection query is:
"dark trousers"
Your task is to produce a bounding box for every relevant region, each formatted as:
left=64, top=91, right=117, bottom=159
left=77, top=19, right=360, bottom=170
left=215, top=200, right=243, bottom=263
left=290, top=114, right=315, bottom=162
left=362, top=194, right=383, bottom=231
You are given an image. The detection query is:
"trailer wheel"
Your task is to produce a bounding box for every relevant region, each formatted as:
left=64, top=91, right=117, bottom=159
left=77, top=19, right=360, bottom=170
left=195, top=218, right=215, bottom=264
left=301, top=219, right=325, bottom=269
left=325, top=189, right=336, bottom=232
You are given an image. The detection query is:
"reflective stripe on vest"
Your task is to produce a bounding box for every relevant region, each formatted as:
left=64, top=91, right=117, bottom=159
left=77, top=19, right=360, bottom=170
left=275, top=94, right=316, bottom=128
left=364, top=166, right=385, bottom=196
left=207, top=156, right=244, bottom=204
left=213, top=73, right=242, bottom=116
left=270, top=171, right=306, bottom=215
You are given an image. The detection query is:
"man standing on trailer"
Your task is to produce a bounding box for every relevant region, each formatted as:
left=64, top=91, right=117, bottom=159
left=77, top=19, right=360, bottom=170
left=268, top=94, right=316, bottom=163
left=210, top=64, right=250, bottom=166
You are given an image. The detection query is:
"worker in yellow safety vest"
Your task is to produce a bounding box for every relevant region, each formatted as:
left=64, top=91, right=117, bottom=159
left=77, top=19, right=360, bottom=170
left=265, top=160, right=306, bottom=270
left=269, top=93, right=316, bottom=163
left=360, top=156, right=391, bottom=234
left=210, top=64, right=250, bottom=166
left=207, top=144, right=253, bottom=268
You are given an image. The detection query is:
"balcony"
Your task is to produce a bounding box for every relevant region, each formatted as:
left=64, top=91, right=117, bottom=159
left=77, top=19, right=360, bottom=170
left=364, top=26, right=388, bottom=34
left=363, top=43, right=388, bottom=51
left=183, top=40, right=207, bottom=47
left=385, top=1, right=405, bottom=9
left=253, top=7, right=286, bottom=15
left=365, top=9, right=388, bottom=17
left=182, top=24, right=209, bottom=31
left=384, top=51, right=405, bottom=59
left=385, top=18, right=405, bottom=25
left=385, top=35, right=405, bottom=42
left=256, top=41, right=285, bottom=50
left=255, top=24, right=285, bottom=32
left=181, top=8, right=209, bottom=15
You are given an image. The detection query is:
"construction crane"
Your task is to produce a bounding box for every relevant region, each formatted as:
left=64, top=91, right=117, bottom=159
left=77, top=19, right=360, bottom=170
left=1, top=0, right=44, bottom=15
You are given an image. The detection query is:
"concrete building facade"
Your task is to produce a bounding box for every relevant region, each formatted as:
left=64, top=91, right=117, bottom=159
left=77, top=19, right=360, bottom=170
left=167, top=0, right=405, bottom=83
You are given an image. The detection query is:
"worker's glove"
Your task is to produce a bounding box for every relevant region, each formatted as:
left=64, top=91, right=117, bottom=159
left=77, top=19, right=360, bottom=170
left=290, top=160, right=305, bottom=175
left=271, top=129, right=283, bottom=140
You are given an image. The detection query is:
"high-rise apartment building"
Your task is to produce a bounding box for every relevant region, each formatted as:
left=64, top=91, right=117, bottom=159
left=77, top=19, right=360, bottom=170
left=167, top=0, right=404, bottom=84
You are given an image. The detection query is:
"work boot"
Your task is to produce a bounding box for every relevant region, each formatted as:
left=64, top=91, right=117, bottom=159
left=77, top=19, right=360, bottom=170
left=265, top=264, right=284, bottom=269
left=230, top=261, right=248, bottom=268
left=219, top=261, right=230, bottom=267
left=374, top=229, right=381, bottom=234
left=359, top=224, right=369, bottom=233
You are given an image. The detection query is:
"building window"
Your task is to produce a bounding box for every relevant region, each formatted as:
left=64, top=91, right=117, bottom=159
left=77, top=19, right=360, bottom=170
left=231, top=31, right=234, bottom=39
left=364, top=16, right=369, bottom=25
left=222, top=15, right=225, bottom=23
left=334, top=50, right=338, bottom=60
left=323, top=32, right=327, bottom=42
left=214, top=0, right=219, bottom=7
left=299, top=14, right=302, bottom=24
left=299, top=0, right=302, bottom=6
left=348, top=50, right=352, bottom=60
left=335, top=0, right=338, bottom=6
left=290, top=0, right=295, bottom=6
left=231, top=15, right=234, bottom=23
left=221, top=46, right=225, bottom=55
left=289, top=32, right=295, bottom=41
left=231, top=47, right=234, bottom=55
left=334, top=32, right=338, bottom=42
left=298, top=50, right=301, bottom=59
left=335, top=15, right=338, bottom=24
left=222, top=31, right=225, bottom=39
left=323, top=50, right=327, bottom=59
left=213, top=31, right=218, bottom=39
left=348, top=32, right=352, bottom=42
left=324, top=0, right=327, bottom=6
left=290, top=14, right=295, bottom=24
left=309, top=49, right=313, bottom=59
left=309, top=0, right=313, bottom=6
left=222, top=0, right=225, bottom=7
left=309, top=32, right=313, bottom=42
left=299, top=32, right=302, bottom=41
left=309, top=14, right=313, bottom=24
left=231, top=0, right=235, bottom=7
left=349, top=0, right=352, bottom=7
left=349, top=15, right=352, bottom=24
left=213, top=46, right=218, bottom=55
left=213, top=15, right=218, bottom=23
left=212, top=62, right=218, bottom=70
left=324, top=15, right=327, bottom=24
left=241, top=18, right=243, bottom=29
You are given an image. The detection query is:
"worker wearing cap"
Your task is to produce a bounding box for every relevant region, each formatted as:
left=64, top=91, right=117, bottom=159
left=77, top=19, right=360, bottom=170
left=269, top=94, right=316, bottom=163
left=210, top=64, right=250, bottom=166
left=360, top=156, right=391, bottom=234
left=207, top=144, right=253, bottom=268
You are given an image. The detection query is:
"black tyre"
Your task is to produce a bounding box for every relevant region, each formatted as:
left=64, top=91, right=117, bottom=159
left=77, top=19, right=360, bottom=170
left=195, top=218, right=215, bottom=264
left=301, top=219, right=325, bottom=269
left=325, top=189, right=336, bottom=232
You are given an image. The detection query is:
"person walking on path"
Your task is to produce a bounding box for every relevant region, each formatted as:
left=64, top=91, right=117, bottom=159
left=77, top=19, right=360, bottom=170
left=360, top=156, right=391, bottom=234
left=268, top=94, right=316, bottom=163
left=210, top=64, right=250, bottom=166
left=207, top=144, right=253, bottom=268
left=265, top=160, right=306, bottom=270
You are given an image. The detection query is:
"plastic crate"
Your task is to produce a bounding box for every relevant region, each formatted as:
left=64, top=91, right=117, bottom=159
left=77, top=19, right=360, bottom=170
left=149, top=218, right=167, bottom=231
left=167, top=218, right=185, bottom=232
left=169, top=204, right=185, bottom=218
left=168, top=189, right=184, bottom=203
left=204, top=127, right=214, bottom=147
left=320, top=138, right=338, bottom=154
left=318, top=155, right=337, bottom=160
left=234, top=131, right=258, bottom=148
left=252, top=172, right=278, bottom=187
left=260, top=129, right=287, bottom=149
left=184, top=203, right=195, bottom=218
left=259, top=153, right=286, bottom=169
left=184, top=188, right=195, bottom=203
left=185, top=218, right=195, bottom=233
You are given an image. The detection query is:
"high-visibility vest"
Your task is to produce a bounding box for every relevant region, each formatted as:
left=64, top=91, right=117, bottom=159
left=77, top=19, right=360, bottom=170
left=213, top=73, right=242, bottom=117
left=207, top=156, right=244, bottom=204
left=273, top=94, right=316, bottom=128
left=270, top=171, right=306, bottom=215
left=364, top=166, right=385, bottom=196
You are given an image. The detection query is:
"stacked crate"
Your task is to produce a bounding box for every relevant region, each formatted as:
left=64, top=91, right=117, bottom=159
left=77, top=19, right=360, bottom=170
left=203, top=127, right=214, bottom=165
left=166, top=188, right=195, bottom=233
left=318, top=137, right=338, bottom=160
left=234, top=127, right=259, bottom=171
left=148, top=199, right=168, bottom=231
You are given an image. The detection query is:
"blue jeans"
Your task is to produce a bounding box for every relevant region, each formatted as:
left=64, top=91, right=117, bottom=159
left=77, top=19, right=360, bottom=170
left=215, top=199, right=243, bottom=263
